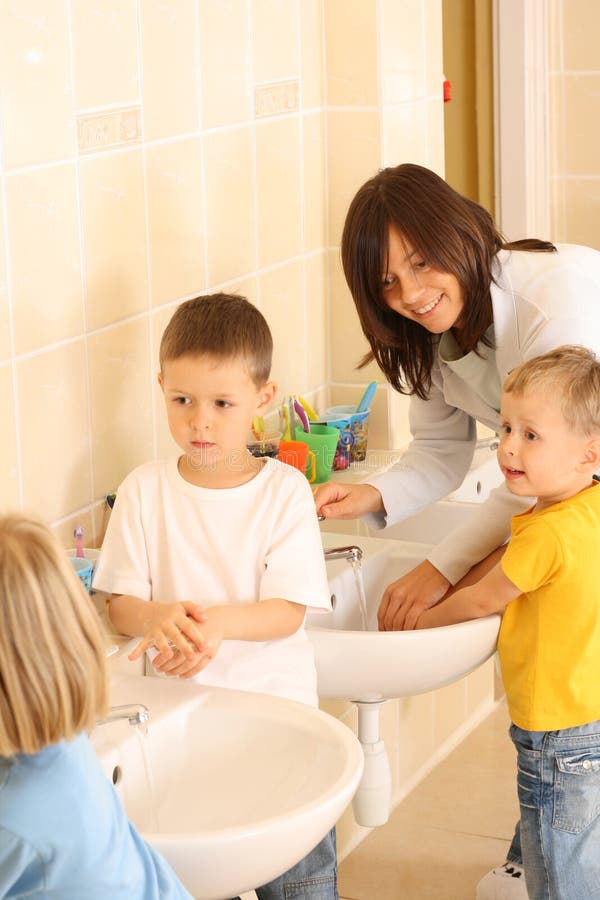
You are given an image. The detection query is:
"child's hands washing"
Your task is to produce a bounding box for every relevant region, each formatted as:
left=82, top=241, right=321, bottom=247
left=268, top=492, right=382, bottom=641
left=150, top=608, right=225, bottom=679
left=128, top=600, right=207, bottom=667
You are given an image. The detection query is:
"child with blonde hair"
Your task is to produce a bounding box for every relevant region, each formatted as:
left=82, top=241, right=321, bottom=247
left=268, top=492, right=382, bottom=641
left=0, top=513, right=192, bottom=899
left=94, top=293, right=336, bottom=899
left=413, top=345, right=600, bottom=899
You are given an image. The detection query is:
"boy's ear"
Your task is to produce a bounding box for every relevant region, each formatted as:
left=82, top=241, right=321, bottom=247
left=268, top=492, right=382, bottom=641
left=157, top=372, right=163, bottom=390
left=579, top=438, right=600, bottom=471
left=256, top=381, right=277, bottom=412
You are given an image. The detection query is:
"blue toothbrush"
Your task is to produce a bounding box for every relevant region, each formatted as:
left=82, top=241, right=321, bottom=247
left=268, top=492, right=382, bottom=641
left=356, top=381, right=377, bottom=413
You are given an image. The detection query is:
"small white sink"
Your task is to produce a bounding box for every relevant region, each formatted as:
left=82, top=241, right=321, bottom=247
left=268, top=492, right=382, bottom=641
left=91, top=675, right=363, bottom=900
left=309, top=529, right=500, bottom=702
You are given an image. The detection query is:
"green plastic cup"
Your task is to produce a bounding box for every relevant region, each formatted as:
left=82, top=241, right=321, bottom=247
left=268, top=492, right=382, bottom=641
left=295, top=424, right=339, bottom=483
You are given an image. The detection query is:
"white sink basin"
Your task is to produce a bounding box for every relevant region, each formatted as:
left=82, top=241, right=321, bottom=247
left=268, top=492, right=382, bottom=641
left=309, top=530, right=500, bottom=701
left=91, top=675, right=363, bottom=900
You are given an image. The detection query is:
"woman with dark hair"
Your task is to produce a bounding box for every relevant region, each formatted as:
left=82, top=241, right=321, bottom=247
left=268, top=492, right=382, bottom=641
left=314, top=163, right=600, bottom=899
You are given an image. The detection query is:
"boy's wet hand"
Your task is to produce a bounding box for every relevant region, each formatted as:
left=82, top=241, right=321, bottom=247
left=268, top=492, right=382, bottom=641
left=128, top=601, right=207, bottom=661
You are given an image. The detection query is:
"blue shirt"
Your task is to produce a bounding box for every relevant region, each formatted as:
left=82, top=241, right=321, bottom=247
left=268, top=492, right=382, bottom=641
left=0, top=733, right=193, bottom=899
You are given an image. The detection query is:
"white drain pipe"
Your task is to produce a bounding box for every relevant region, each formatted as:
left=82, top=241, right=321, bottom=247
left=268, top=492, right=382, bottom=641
left=352, top=700, right=392, bottom=827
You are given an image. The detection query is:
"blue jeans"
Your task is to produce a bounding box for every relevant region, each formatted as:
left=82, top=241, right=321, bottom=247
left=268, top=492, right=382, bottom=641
left=510, top=720, right=600, bottom=899
left=230, top=828, right=337, bottom=900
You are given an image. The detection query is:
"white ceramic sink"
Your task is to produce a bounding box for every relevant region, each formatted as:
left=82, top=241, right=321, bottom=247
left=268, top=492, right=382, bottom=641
left=309, top=528, right=500, bottom=702
left=91, top=675, right=363, bottom=900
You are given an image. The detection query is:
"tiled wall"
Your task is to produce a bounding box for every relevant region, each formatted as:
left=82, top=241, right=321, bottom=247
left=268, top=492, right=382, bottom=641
left=549, top=0, right=600, bottom=249
left=0, top=0, right=447, bottom=541
left=326, top=0, right=445, bottom=448
left=0, top=0, right=331, bottom=545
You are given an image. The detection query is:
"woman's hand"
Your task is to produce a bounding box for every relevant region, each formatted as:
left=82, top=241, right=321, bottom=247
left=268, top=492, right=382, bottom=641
left=377, top=560, right=451, bottom=631
left=313, top=482, right=385, bottom=520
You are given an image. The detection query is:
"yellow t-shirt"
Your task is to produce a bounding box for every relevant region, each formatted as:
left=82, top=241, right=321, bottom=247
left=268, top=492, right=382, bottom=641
left=499, top=482, right=600, bottom=731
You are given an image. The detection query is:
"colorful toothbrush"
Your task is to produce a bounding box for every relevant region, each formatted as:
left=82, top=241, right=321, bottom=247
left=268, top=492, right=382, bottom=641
left=74, top=525, right=84, bottom=558
left=356, top=381, right=377, bottom=413
left=280, top=402, right=291, bottom=440
left=297, top=394, right=319, bottom=422
left=293, top=398, right=310, bottom=433
left=252, top=416, right=265, bottom=438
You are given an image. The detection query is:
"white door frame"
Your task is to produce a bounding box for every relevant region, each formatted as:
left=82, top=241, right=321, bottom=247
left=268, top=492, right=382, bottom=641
left=493, top=0, right=550, bottom=239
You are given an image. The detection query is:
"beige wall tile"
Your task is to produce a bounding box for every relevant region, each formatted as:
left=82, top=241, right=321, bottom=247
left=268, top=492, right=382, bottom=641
left=70, top=0, right=138, bottom=109
left=0, top=0, right=75, bottom=168
left=6, top=164, right=84, bottom=355
left=380, top=0, right=426, bottom=104
left=548, top=0, right=563, bottom=72
left=256, top=117, right=302, bottom=267
left=259, top=261, right=306, bottom=401
left=88, top=318, right=153, bottom=498
left=379, top=698, right=401, bottom=789
left=383, top=104, right=428, bottom=168
left=203, top=127, right=256, bottom=285
left=92, top=496, right=114, bottom=548
left=300, top=0, right=324, bottom=108
left=325, top=0, right=378, bottom=106
left=562, top=0, right=600, bottom=70
left=564, top=74, right=600, bottom=175
left=140, top=0, right=200, bottom=140
left=80, top=149, right=148, bottom=330
left=0, top=365, right=20, bottom=510
left=327, top=110, right=381, bottom=247
left=227, top=276, right=260, bottom=307
left=549, top=176, right=567, bottom=243
left=0, top=191, right=11, bottom=362
left=549, top=74, right=565, bottom=176
left=252, top=0, right=299, bottom=83
left=388, top=390, right=412, bottom=448
left=17, top=341, right=91, bottom=521
left=424, top=0, right=444, bottom=98
left=397, top=692, right=434, bottom=788
left=563, top=178, right=600, bottom=250
left=426, top=98, right=445, bottom=175
left=146, top=137, right=205, bottom=307
left=466, top=657, right=495, bottom=716
left=303, top=112, right=327, bottom=251
left=329, top=251, right=379, bottom=384
left=198, top=0, right=252, bottom=128
left=152, top=305, right=180, bottom=459
left=305, top=252, right=328, bottom=390
left=433, top=679, right=467, bottom=747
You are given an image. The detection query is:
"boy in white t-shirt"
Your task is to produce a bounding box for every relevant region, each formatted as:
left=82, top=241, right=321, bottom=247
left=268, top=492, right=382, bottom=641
left=94, top=293, right=336, bottom=900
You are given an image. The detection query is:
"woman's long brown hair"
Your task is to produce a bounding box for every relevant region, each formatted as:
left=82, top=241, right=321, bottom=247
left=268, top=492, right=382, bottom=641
left=341, top=164, right=556, bottom=399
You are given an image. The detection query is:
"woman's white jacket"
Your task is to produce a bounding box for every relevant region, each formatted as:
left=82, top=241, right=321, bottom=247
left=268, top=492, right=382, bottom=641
left=367, top=243, right=600, bottom=584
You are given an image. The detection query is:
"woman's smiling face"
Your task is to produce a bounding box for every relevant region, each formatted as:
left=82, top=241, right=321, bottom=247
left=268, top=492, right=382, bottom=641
left=381, top=227, right=465, bottom=334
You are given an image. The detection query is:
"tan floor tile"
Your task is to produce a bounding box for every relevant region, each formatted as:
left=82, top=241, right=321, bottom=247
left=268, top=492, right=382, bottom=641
left=339, top=702, right=519, bottom=900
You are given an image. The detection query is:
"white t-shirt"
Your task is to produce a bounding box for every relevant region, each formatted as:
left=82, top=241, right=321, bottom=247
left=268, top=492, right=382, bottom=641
left=94, top=457, right=331, bottom=707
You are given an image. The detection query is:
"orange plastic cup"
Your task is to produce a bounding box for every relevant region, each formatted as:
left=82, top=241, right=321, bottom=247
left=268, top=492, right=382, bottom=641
left=277, top=440, right=316, bottom=483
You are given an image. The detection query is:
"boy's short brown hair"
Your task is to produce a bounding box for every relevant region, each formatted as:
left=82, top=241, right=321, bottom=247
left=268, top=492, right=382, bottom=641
left=503, top=345, right=600, bottom=436
left=0, top=515, right=108, bottom=755
left=159, top=293, right=273, bottom=387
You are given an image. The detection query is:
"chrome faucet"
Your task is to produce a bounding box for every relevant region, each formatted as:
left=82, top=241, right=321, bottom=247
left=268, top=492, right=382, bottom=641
left=96, top=704, right=150, bottom=727
left=323, top=545, right=363, bottom=564
left=476, top=436, right=499, bottom=451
